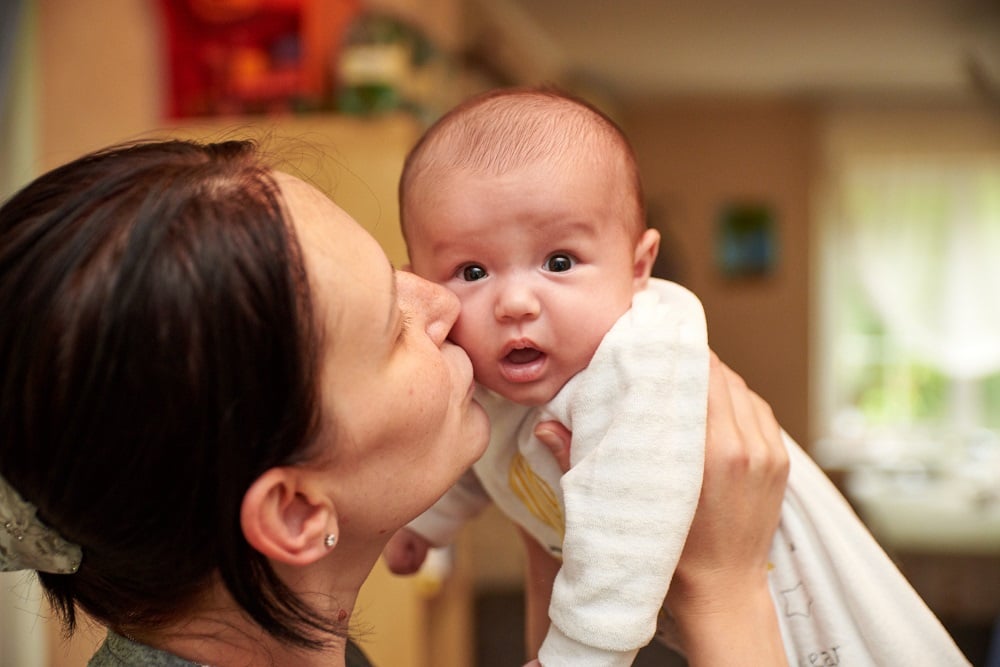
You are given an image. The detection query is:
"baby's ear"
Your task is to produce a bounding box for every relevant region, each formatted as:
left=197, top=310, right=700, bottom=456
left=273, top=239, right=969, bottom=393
left=632, top=228, right=661, bottom=290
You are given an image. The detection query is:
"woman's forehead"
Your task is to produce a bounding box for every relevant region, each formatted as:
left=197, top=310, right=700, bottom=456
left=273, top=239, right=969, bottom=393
left=274, top=172, right=331, bottom=217
left=274, top=171, right=395, bottom=331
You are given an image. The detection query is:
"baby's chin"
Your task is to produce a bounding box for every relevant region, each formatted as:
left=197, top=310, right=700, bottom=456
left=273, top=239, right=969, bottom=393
left=480, top=378, right=562, bottom=408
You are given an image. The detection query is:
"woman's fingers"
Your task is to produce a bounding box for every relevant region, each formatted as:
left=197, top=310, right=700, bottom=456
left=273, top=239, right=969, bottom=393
left=673, top=352, right=789, bottom=593
left=715, top=353, right=787, bottom=483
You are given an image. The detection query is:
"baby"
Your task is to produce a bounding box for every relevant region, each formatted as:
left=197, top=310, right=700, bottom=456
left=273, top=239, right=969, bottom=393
left=386, top=87, right=969, bottom=667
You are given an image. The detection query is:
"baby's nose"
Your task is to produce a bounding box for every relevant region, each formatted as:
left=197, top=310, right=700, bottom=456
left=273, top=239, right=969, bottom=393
left=494, top=281, right=541, bottom=321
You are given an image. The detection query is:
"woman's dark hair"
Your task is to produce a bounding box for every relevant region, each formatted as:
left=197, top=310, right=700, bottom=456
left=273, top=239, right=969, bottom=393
left=0, top=140, right=339, bottom=648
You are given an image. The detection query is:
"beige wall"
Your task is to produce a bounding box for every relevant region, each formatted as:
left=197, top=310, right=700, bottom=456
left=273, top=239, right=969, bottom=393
left=38, top=0, right=161, bottom=169
left=623, top=97, right=817, bottom=445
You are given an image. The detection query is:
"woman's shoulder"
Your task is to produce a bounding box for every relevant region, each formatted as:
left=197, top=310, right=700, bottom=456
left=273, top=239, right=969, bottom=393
left=89, top=630, right=374, bottom=666
left=88, top=631, right=202, bottom=667
left=346, top=640, right=375, bottom=667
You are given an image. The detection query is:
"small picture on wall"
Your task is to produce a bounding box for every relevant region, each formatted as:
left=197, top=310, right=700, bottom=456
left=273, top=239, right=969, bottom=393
left=716, top=201, right=778, bottom=278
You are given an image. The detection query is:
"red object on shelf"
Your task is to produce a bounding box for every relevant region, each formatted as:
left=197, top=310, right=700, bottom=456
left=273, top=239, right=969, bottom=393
left=156, top=0, right=359, bottom=118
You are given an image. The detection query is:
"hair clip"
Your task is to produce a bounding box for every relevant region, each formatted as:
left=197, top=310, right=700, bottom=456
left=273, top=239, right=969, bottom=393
left=0, top=473, right=82, bottom=574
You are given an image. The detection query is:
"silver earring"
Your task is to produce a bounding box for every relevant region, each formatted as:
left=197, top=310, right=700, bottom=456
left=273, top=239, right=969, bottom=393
left=323, top=533, right=337, bottom=549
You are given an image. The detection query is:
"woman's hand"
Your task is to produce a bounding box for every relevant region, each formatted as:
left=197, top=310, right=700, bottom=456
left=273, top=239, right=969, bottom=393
left=665, top=351, right=789, bottom=666
left=671, top=352, right=787, bottom=598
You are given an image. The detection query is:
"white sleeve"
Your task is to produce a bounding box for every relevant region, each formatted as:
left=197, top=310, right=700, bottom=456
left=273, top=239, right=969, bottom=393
left=539, top=280, right=709, bottom=665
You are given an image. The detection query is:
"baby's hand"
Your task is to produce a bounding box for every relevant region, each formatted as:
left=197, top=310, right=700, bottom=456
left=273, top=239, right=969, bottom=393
left=382, top=527, right=432, bottom=575
left=534, top=421, right=572, bottom=472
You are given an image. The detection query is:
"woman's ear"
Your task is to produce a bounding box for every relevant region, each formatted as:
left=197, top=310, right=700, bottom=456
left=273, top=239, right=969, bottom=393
left=632, top=228, right=661, bottom=290
left=241, top=467, right=338, bottom=566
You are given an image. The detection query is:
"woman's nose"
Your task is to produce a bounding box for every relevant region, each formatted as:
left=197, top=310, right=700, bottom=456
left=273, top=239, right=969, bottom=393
left=494, top=280, right=541, bottom=322
left=396, top=271, right=460, bottom=347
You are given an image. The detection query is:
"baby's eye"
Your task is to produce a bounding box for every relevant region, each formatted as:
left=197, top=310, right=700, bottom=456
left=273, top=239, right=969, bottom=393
left=544, top=254, right=575, bottom=272
left=459, top=264, right=488, bottom=281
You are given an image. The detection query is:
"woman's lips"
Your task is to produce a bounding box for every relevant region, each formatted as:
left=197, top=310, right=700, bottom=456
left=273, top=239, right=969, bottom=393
left=445, top=341, right=477, bottom=399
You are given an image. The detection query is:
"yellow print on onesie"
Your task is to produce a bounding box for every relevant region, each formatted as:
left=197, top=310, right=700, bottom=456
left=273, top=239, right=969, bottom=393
left=508, top=451, right=565, bottom=545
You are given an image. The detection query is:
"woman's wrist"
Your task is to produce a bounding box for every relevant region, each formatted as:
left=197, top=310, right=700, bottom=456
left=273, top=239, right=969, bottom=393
left=668, top=570, right=788, bottom=667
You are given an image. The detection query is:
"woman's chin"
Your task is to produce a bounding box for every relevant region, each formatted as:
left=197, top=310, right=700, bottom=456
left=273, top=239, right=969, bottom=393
left=466, top=401, right=491, bottom=460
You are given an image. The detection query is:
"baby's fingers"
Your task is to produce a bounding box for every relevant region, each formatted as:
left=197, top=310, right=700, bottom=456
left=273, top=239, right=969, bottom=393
left=534, top=421, right=572, bottom=473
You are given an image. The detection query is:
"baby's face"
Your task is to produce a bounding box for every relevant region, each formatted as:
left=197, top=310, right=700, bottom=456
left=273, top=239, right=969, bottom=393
left=405, top=160, right=643, bottom=406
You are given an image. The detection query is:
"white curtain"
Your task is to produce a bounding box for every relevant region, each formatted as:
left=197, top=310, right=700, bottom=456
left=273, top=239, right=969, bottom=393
left=842, top=160, right=1000, bottom=380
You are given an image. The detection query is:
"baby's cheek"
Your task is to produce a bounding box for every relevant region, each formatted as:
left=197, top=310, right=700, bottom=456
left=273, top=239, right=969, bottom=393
left=449, top=314, right=478, bottom=348
left=448, top=328, right=488, bottom=377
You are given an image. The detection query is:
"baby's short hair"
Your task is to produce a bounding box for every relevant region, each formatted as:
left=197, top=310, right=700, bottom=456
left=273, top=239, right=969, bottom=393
left=399, top=86, right=646, bottom=241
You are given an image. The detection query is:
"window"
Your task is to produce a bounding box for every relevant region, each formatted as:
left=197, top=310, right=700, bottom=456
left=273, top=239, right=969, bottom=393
left=817, top=150, right=1000, bottom=467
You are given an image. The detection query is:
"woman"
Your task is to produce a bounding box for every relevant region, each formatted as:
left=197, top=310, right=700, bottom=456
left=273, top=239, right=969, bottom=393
left=0, top=139, right=788, bottom=666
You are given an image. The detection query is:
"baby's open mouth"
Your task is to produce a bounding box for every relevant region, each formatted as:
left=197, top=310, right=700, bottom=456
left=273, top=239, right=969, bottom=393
left=498, top=343, right=547, bottom=384
left=505, top=347, right=543, bottom=364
